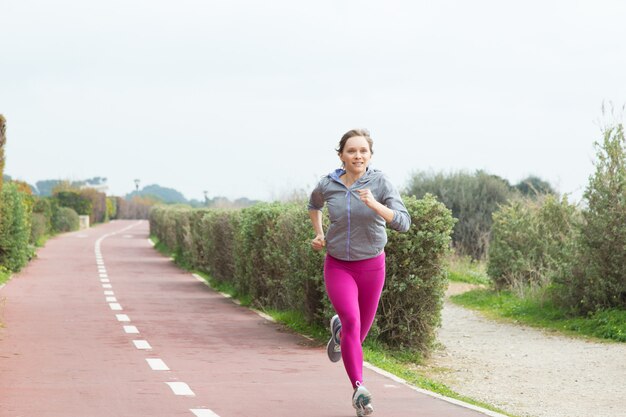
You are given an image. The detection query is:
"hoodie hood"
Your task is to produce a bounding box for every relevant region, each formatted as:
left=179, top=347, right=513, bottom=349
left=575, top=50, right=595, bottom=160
left=328, top=167, right=379, bottom=186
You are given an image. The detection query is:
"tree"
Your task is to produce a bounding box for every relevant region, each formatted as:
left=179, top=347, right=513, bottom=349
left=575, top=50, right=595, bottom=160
left=126, top=184, right=186, bottom=204
left=559, top=123, right=626, bottom=312
left=515, top=176, right=556, bottom=196
left=405, top=170, right=514, bottom=259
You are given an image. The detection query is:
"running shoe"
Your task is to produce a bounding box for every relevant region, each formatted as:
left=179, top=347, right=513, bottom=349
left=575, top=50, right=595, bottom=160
left=326, top=314, right=342, bottom=362
left=352, top=383, right=374, bottom=416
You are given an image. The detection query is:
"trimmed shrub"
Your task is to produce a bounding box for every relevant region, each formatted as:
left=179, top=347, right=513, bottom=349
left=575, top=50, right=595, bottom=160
left=0, top=183, right=33, bottom=271
left=106, top=197, right=117, bottom=220
left=406, top=170, right=515, bottom=260
left=234, top=203, right=286, bottom=307
left=269, top=203, right=328, bottom=323
left=52, top=207, right=80, bottom=232
left=55, top=190, right=92, bottom=216
left=30, top=212, right=48, bottom=245
left=117, top=196, right=156, bottom=219
left=33, top=197, right=54, bottom=234
left=377, top=194, right=456, bottom=350
left=191, top=209, right=240, bottom=284
left=80, top=188, right=107, bottom=224
left=488, top=195, right=580, bottom=291
left=557, top=123, right=626, bottom=312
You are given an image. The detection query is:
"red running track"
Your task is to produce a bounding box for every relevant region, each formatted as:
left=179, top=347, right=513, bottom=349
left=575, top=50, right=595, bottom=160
left=0, top=220, right=500, bottom=417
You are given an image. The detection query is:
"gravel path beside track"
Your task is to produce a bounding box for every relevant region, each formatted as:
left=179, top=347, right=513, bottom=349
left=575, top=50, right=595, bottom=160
left=422, top=283, right=626, bottom=417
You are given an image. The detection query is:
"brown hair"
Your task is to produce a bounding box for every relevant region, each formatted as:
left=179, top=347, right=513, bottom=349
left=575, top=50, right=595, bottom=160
left=336, top=128, right=374, bottom=155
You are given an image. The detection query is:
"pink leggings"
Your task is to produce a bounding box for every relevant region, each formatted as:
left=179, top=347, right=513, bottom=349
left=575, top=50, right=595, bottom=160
left=324, top=252, right=386, bottom=388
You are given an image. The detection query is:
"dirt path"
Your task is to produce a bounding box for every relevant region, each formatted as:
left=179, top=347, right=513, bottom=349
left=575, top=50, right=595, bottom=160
left=421, top=283, right=626, bottom=417
left=0, top=220, right=496, bottom=417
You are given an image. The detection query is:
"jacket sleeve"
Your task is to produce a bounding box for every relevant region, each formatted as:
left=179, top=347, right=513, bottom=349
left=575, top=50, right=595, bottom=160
left=381, top=175, right=411, bottom=232
left=307, top=178, right=326, bottom=210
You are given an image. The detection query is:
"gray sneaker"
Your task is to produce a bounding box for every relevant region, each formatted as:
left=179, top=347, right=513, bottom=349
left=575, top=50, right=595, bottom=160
left=326, top=314, right=342, bottom=362
left=352, top=384, right=374, bottom=416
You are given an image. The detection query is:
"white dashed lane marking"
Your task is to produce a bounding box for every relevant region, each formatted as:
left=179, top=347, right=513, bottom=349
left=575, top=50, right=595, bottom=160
left=102, top=284, right=112, bottom=289
left=109, top=303, right=123, bottom=311
left=133, top=340, right=152, bottom=350
left=104, top=290, right=115, bottom=295
left=191, top=409, right=221, bottom=417
left=106, top=297, right=117, bottom=302
left=124, top=325, right=139, bottom=334
left=116, top=314, right=130, bottom=322
left=165, top=382, right=195, bottom=396
left=146, top=358, right=170, bottom=371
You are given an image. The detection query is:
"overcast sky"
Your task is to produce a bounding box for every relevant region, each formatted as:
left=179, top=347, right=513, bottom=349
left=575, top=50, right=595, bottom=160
left=2, top=0, right=625, bottom=202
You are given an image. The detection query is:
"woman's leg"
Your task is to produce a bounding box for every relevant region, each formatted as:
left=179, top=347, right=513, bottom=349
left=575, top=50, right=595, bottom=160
left=356, top=254, right=386, bottom=343
left=324, top=256, right=363, bottom=387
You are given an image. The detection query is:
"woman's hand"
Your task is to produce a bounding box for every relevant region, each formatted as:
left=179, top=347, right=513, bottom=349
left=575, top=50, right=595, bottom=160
left=311, top=234, right=326, bottom=251
left=357, top=188, right=377, bottom=209
left=357, top=188, right=395, bottom=223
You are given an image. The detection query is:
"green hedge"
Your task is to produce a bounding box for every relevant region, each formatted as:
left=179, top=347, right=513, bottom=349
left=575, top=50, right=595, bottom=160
left=0, top=183, right=33, bottom=271
left=149, top=194, right=454, bottom=351
left=52, top=206, right=80, bottom=232
left=55, top=190, right=92, bottom=216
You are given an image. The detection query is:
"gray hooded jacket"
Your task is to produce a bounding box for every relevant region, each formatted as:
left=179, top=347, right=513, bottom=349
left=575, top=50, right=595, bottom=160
left=308, top=168, right=411, bottom=261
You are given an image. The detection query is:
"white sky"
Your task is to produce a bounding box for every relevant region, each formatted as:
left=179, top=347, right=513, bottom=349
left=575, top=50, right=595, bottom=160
left=2, top=0, right=625, bottom=202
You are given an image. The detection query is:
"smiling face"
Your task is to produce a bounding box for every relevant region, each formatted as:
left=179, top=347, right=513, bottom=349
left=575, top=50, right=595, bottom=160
left=339, top=135, right=372, bottom=177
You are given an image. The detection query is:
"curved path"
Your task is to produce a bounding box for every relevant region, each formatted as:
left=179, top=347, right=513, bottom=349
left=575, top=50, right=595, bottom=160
left=1, top=220, right=497, bottom=417
left=426, top=285, right=626, bottom=417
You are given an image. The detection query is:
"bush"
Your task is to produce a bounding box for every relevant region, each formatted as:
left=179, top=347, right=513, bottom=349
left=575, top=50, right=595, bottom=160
left=106, top=197, right=117, bottom=220
left=52, top=206, right=80, bottom=232
left=55, top=190, right=92, bottom=216
left=557, top=123, right=626, bottom=312
left=487, top=195, right=580, bottom=291
left=117, top=196, right=156, bottom=219
left=0, top=183, right=33, bottom=271
left=191, top=209, right=240, bottom=284
left=30, top=212, right=48, bottom=245
left=406, top=170, right=515, bottom=260
left=79, top=188, right=107, bottom=224
left=33, top=197, right=54, bottom=234
left=234, top=203, right=286, bottom=307
left=377, top=194, right=455, bottom=350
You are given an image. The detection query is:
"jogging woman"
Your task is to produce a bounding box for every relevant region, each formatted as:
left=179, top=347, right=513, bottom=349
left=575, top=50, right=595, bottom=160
left=308, top=129, right=411, bottom=416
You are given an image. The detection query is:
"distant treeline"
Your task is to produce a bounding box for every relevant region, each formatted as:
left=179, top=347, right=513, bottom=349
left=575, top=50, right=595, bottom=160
left=20, top=178, right=258, bottom=209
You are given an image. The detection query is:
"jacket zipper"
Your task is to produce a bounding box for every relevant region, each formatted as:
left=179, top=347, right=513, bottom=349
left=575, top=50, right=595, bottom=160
left=346, top=190, right=351, bottom=260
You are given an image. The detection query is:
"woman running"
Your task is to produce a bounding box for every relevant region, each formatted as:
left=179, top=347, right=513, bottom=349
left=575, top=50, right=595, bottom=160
left=308, top=129, right=411, bottom=416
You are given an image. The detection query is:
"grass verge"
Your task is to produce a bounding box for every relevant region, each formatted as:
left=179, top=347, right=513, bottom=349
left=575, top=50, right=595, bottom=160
left=452, top=289, right=626, bottom=343
left=151, top=235, right=516, bottom=417
left=0, top=267, right=11, bottom=286
left=446, top=255, right=490, bottom=285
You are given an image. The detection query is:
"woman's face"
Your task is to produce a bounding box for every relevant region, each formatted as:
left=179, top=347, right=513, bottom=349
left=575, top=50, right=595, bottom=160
left=339, top=136, right=372, bottom=176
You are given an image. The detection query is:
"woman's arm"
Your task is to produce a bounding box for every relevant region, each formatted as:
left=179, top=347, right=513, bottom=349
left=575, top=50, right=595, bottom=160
left=309, top=209, right=326, bottom=251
